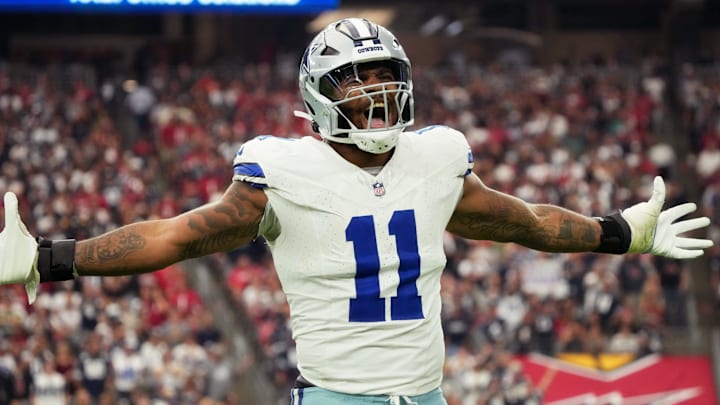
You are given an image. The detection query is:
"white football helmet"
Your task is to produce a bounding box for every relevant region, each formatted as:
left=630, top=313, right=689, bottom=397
left=296, top=18, right=414, bottom=154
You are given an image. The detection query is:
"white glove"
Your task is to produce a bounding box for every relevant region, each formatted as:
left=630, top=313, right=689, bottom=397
left=0, top=192, right=40, bottom=304
left=621, top=176, right=713, bottom=258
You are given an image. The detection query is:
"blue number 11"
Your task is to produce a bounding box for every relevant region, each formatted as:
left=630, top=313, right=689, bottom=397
left=346, top=209, right=424, bottom=322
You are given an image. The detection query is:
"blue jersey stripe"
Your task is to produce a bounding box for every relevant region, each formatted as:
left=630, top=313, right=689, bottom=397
left=233, top=163, right=265, bottom=179
left=465, top=150, right=474, bottom=176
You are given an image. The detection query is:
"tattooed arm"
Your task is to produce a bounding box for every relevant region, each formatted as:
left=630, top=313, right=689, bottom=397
left=447, top=173, right=602, bottom=252
left=75, top=181, right=267, bottom=276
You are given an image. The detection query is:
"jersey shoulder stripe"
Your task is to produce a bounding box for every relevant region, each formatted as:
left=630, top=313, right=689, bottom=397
left=232, top=135, right=301, bottom=188
left=233, top=162, right=267, bottom=189
left=232, top=135, right=284, bottom=187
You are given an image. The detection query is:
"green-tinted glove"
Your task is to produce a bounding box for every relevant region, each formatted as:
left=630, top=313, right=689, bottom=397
left=0, top=192, right=40, bottom=303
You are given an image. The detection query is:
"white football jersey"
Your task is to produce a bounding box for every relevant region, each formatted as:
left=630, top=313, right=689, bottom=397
left=233, top=125, right=473, bottom=395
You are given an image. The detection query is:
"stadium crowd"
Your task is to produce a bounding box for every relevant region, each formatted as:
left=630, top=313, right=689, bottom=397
left=0, top=49, right=716, bottom=405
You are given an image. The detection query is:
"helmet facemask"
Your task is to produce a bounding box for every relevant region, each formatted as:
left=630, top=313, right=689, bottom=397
left=318, top=61, right=414, bottom=154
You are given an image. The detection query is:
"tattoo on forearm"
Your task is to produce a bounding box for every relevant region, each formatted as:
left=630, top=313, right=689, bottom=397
left=78, top=243, right=97, bottom=265
left=181, top=183, right=262, bottom=259
left=534, top=209, right=598, bottom=248
left=83, top=229, right=147, bottom=263
left=454, top=206, right=598, bottom=250
left=558, top=214, right=595, bottom=243
left=556, top=213, right=597, bottom=244
left=581, top=221, right=597, bottom=244
left=455, top=211, right=540, bottom=242
left=559, top=219, right=573, bottom=240
left=181, top=229, right=243, bottom=259
left=457, top=202, right=535, bottom=241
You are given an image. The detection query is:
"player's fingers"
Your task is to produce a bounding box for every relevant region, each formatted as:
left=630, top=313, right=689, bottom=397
left=674, top=237, right=714, bottom=249
left=671, top=216, right=711, bottom=235
left=660, top=203, right=697, bottom=225
left=649, top=176, right=666, bottom=210
left=669, top=248, right=705, bottom=259
left=3, top=192, right=20, bottom=229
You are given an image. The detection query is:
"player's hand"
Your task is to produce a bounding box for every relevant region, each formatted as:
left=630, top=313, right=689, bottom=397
left=0, top=192, right=40, bottom=303
left=621, top=176, right=713, bottom=258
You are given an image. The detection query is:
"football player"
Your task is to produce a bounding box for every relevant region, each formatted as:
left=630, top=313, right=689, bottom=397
left=0, top=18, right=713, bottom=405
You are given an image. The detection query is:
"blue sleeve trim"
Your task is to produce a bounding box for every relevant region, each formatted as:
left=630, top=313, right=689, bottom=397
left=233, top=163, right=265, bottom=179
left=464, top=150, right=474, bottom=176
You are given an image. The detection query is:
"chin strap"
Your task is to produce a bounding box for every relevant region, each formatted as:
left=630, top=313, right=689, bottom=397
left=293, top=110, right=312, bottom=121
left=293, top=110, right=320, bottom=133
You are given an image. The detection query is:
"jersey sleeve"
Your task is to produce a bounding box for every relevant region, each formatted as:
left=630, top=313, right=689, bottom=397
left=232, top=135, right=286, bottom=189
left=415, top=125, right=474, bottom=177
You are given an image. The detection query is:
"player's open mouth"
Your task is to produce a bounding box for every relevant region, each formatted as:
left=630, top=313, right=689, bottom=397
left=365, top=102, right=388, bottom=128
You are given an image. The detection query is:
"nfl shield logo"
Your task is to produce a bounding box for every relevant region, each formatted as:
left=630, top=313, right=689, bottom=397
left=372, top=182, right=385, bottom=197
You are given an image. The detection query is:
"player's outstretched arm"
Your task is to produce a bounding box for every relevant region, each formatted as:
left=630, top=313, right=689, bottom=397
left=447, top=173, right=712, bottom=258
left=448, top=173, right=601, bottom=252
left=0, top=181, right=267, bottom=302
left=76, top=181, right=267, bottom=276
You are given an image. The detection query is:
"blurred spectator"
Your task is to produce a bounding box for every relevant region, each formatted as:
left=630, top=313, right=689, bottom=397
left=0, top=362, right=14, bottom=405
left=617, top=255, right=650, bottom=315
left=171, top=332, right=210, bottom=388
left=655, top=257, right=689, bottom=326
left=530, top=298, right=557, bottom=355
left=125, top=80, right=157, bottom=136
left=32, top=358, right=68, bottom=405
left=110, top=338, right=144, bottom=404
left=495, top=271, right=528, bottom=334
left=607, top=309, right=640, bottom=355
left=205, top=343, right=233, bottom=402
left=78, top=332, right=111, bottom=402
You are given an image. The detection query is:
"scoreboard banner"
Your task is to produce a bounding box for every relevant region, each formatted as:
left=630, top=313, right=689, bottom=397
left=0, top=0, right=338, bottom=14
left=518, top=353, right=717, bottom=404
